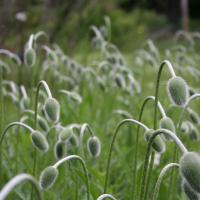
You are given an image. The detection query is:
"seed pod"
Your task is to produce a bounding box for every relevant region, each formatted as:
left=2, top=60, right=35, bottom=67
left=38, top=116, right=49, bottom=132
left=167, top=76, right=188, bottom=106
left=182, top=180, right=200, bottom=200
left=54, top=140, right=67, bottom=160
left=188, top=109, right=199, bottom=124
left=59, top=127, right=72, bottom=141
left=39, top=166, right=58, bottom=190
left=44, top=98, right=60, bottom=123
left=24, top=48, right=36, bottom=67
left=144, top=129, right=166, bottom=153
left=159, top=117, right=175, bottom=140
left=180, top=152, right=200, bottom=193
left=31, top=131, right=49, bottom=152
left=87, top=136, right=101, bottom=157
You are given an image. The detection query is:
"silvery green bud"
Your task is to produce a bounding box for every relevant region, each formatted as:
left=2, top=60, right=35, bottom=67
left=167, top=76, right=188, bottom=106
left=44, top=98, right=60, bottom=123
left=39, top=166, right=58, bottom=190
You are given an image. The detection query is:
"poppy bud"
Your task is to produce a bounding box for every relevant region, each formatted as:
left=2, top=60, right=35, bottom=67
left=44, top=98, right=60, bottom=123
left=87, top=136, right=101, bottom=157
left=31, top=131, right=49, bottom=152
left=39, top=166, right=58, bottom=190
left=24, top=48, right=36, bottom=67
left=167, top=76, right=188, bottom=106
left=144, top=129, right=166, bottom=153
left=180, top=152, right=200, bottom=193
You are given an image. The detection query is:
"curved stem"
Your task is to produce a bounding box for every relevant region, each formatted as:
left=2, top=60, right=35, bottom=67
left=0, top=122, right=33, bottom=145
left=177, top=93, right=200, bottom=134
left=132, top=95, right=166, bottom=200
left=139, top=128, right=187, bottom=200
left=97, top=194, right=117, bottom=200
left=104, top=118, right=148, bottom=193
left=79, top=123, right=95, bottom=156
left=153, top=60, right=176, bottom=200
left=53, top=155, right=90, bottom=200
left=153, top=163, right=179, bottom=200
left=0, top=122, right=33, bottom=178
left=0, top=173, right=43, bottom=200
left=170, top=93, right=200, bottom=200
left=31, top=80, right=52, bottom=199
left=34, top=80, right=52, bottom=130
left=154, top=60, right=176, bottom=130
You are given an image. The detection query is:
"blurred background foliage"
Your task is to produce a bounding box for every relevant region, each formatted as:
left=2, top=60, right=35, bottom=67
left=0, top=0, right=200, bottom=55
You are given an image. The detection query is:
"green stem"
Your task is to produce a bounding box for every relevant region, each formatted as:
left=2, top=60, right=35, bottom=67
left=79, top=123, right=95, bottom=156
left=153, top=163, right=179, bottom=200
left=170, top=93, right=200, bottom=200
left=132, top=96, right=166, bottom=200
left=97, top=194, right=117, bottom=200
left=0, top=173, right=43, bottom=200
left=153, top=60, right=176, bottom=200
left=143, top=151, right=155, bottom=200
left=31, top=80, right=52, bottom=200
left=53, top=155, right=90, bottom=200
left=104, top=119, right=148, bottom=193
left=0, top=122, right=33, bottom=180
left=139, top=128, right=187, bottom=200
left=0, top=66, right=3, bottom=183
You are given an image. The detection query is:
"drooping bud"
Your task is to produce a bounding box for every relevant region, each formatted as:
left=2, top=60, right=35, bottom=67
left=54, top=140, right=67, bottom=160
left=38, top=116, right=49, bottom=132
left=59, top=127, right=72, bottom=141
left=87, top=136, right=101, bottom=157
left=24, top=48, right=36, bottom=67
left=39, top=166, right=58, bottom=190
left=167, top=76, right=188, bottom=106
left=180, top=152, right=200, bottom=193
left=44, top=98, right=60, bottom=123
left=68, top=134, right=79, bottom=147
left=144, top=129, right=166, bottom=153
left=188, top=109, right=199, bottom=124
left=188, top=127, right=199, bottom=141
left=159, top=117, right=175, bottom=140
left=182, top=180, right=200, bottom=200
left=31, top=131, right=49, bottom=152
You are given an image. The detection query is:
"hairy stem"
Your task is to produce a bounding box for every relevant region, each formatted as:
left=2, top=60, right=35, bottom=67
left=104, top=118, right=148, bottom=193
left=53, top=155, right=90, bottom=200
left=0, top=173, right=43, bottom=200
left=153, top=163, right=179, bottom=200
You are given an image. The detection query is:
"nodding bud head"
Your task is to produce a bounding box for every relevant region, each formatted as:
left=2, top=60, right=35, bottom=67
left=20, top=98, right=30, bottom=110
left=31, top=131, right=49, bottom=152
left=44, top=98, right=60, bottom=123
left=180, top=152, right=200, bottom=193
left=24, top=48, right=36, bottom=67
left=188, top=109, right=199, bottom=124
left=59, top=128, right=72, bottom=141
left=159, top=117, right=175, bottom=140
left=87, top=136, right=101, bottom=157
left=188, top=127, right=199, bottom=141
left=144, top=129, right=166, bottom=153
left=182, top=180, right=200, bottom=200
left=167, top=76, right=188, bottom=106
left=115, top=74, right=125, bottom=89
left=54, top=140, right=67, bottom=160
left=38, top=117, right=49, bottom=132
left=68, top=134, right=79, bottom=147
left=39, top=166, right=58, bottom=190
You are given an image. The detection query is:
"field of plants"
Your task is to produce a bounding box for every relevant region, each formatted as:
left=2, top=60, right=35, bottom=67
left=1, top=18, right=200, bottom=200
